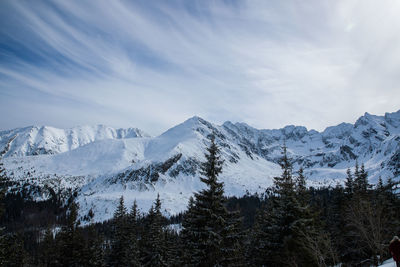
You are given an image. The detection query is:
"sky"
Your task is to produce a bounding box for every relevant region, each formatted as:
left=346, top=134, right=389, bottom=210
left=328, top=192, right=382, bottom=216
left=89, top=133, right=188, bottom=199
left=1, top=0, right=400, bottom=136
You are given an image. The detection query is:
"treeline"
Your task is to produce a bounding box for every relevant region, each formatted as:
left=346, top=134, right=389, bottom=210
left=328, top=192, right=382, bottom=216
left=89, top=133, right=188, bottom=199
left=1, top=138, right=400, bottom=266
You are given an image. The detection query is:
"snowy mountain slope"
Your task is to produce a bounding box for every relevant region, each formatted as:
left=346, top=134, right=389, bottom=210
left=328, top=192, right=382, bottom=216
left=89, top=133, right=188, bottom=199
left=1, top=110, right=400, bottom=222
left=76, top=117, right=282, bottom=221
left=0, top=125, right=149, bottom=157
left=222, top=110, right=400, bottom=182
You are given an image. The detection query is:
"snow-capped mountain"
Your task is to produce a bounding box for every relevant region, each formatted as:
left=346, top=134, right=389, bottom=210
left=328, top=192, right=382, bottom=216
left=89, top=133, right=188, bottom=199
left=1, top=110, right=399, bottom=222
left=0, top=125, right=149, bottom=157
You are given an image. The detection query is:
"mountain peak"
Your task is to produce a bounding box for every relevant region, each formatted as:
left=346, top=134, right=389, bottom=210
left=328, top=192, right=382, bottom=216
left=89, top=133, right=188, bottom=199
left=182, top=116, right=202, bottom=125
left=2, top=110, right=400, bottom=222
left=384, top=109, right=400, bottom=128
left=0, top=125, right=149, bottom=157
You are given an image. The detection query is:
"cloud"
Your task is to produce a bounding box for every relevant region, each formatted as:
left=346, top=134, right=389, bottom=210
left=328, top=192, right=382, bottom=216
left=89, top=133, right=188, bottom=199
left=1, top=0, right=400, bottom=135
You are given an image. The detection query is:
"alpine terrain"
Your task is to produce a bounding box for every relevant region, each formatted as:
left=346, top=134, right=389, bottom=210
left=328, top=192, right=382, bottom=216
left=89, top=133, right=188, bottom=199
left=1, top=110, right=399, bottom=222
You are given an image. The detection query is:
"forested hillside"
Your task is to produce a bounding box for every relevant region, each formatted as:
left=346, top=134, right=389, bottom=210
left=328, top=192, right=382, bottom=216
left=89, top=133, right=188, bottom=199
left=1, top=138, right=399, bottom=266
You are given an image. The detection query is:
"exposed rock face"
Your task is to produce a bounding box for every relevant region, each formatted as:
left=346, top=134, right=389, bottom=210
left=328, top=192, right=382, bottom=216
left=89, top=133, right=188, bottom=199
left=1, top=110, right=399, bottom=222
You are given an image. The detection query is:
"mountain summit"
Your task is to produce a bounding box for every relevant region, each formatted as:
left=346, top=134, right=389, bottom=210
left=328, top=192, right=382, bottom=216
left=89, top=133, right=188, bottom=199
left=1, top=110, right=399, bottom=221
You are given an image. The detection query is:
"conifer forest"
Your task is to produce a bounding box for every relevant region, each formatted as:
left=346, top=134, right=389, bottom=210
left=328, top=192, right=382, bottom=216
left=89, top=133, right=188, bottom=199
left=0, top=137, right=399, bottom=266
left=2, top=0, right=400, bottom=266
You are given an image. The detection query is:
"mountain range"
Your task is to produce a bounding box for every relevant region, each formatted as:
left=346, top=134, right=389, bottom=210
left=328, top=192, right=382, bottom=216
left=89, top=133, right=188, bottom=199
left=1, top=110, right=399, bottom=222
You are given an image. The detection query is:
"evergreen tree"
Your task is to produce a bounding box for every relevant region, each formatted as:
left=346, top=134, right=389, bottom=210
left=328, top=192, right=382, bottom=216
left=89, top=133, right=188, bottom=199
left=57, top=201, right=85, bottom=267
left=180, top=196, right=197, bottom=265
left=39, top=227, right=56, bottom=267
left=324, top=184, right=345, bottom=265
left=221, top=210, right=244, bottom=266
left=180, top=136, right=242, bottom=266
left=345, top=167, right=354, bottom=195
left=0, top=162, right=7, bottom=219
left=83, top=223, right=105, bottom=267
left=142, top=194, right=168, bottom=267
left=296, top=167, right=309, bottom=206
left=127, top=200, right=141, bottom=267
left=354, top=161, right=360, bottom=182
left=377, top=176, right=384, bottom=191
left=384, top=178, right=400, bottom=234
left=164, top=228, right=180, bottom=266
left=255, top=145, right=318, bottom=266
left=354, top=163, right=369, bottom=194
left=0, top=161, right=9, bottom=265
left=342, top=163, right=388, bottom=264
left=296, top=168, right=306, bottom=192
left=247, top=207, right=270, bottom=266
left=109, top=196, right=130, bottom=267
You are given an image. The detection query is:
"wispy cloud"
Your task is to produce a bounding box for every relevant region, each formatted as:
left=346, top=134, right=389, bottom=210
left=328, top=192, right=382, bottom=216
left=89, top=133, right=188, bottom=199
left=1, top=0, right=400, bottom=134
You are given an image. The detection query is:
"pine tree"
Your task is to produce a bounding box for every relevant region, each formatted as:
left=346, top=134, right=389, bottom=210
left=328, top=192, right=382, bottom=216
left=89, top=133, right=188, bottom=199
left=325, top=184, right=345, bottom=265
left=179, top=196, right=197, bottom=265
left=182, top=136, right=226, bottom=265
left=127, top=200, right=141, bottom=267
left=384, top=178, right=400, bottom=234
left=354, top=161, right=360, bottom=182
left=256, top=145, right=318, bottom=266
left=296, top=167, right=309, bottom=205
left=180, top=136, right=242, bottom=266
left=221, top=210, right=244, bottom=266
left=57, top=201, right=85, bottom=267
left=39, top=227, right=56, bottom=267
left=0, top=161, right=26, bottom=267
left=0, top=161, right=8, bottom=264
left=142, top=194, right=167, bottom=267
left=164, top=228, right=180, bottom=266
left=247, top=207, right=270, bottom=266
left=110, top=196, right=130, bottom=267
left=377, top=176, right=384, bottom=191
left=0, top=161, right=7, bottom=219
left=83, top=223, right=105, bottom=267
left=354, top=163, right=369, bottom=194
left=343, top=163, right=386, bottom=264
left=345, top=167, right=354, bottom=195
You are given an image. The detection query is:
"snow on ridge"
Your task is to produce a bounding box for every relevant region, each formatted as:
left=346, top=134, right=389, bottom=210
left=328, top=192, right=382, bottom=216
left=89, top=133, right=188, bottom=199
left=0, top=124, right=150, bottom=157
left=1, top=110, right=400, bottom=222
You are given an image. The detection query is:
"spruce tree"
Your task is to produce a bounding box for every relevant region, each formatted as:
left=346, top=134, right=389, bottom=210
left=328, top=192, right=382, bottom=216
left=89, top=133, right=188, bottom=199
left=257, top=145, right=317, bottom=266
left=247, top=207, right=270, bottom=266
left=0, top=161, right=8, bottom=264
left=221, top=209, right=244, bottom=266
left=142, top=194, right=167, bottom=267
left=83, top=223, right=105, bottom=267
left=57, top=201, right=85, bottom=267
left=296, top=167, right=309, bottom=205
left=354, top=163, right=369, bottom=194
left=343, top=163, right=383, bottom=264
left=127, top=200, right=141, bottom=267
left=110, top=196, right=130, bottom=267
left=180, top=135, right=242, bottom=266
left=0, top=161, right=7, bottom=219
left=326, top=184, right=346, bottom=264
left=345, top=167, right=354, bottom=195
left=39, top=227, right=56, bottom=267
left=0, top=161, right=26, bottom=267
left=179, top=196, right=197, bottom=265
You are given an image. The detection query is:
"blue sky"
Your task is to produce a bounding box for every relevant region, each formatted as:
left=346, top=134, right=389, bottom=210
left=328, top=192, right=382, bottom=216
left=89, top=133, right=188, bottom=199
left=1, top=0, right=400, bottom=135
